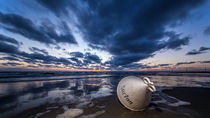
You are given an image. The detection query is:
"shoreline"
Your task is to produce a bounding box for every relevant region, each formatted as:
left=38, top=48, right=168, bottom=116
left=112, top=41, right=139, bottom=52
left=9, top=87, right=210, bottom=118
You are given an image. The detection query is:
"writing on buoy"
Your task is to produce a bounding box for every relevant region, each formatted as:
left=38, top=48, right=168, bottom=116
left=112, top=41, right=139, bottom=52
left=117, top=76, right=156, bottom=111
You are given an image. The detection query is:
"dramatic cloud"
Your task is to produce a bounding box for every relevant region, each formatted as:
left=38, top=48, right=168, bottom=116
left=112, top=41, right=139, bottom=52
left=69, top=57, right=82, bottom=66
left=0, top=34, right=20, bottom=55
left=0, top=0, right=208, bottom=70
left=0, top=12, right=77, bottom=45
left=186, top=46, right=210, bottom=55
left=0, top=34, right=20, bottom=46
left=199, top=47, right=210, bottom=51
left=29, top=47, right=48, bottom=55
left=0, top=41, right=72, bottom=67
left=204, top=26, right=210, bottom=35
left=37, top=0, right=69, bottom=15
left=0, top=56, right=20, bottom=61
left=84, top=52, right=101, bottom=64
left=108, top=53, right=152, bottom=66
left=120, top=63, right=152, bottom=70
left=18, top=52, right=72, bottom=66
left=0, top=39, right=19, bottom=54
left=158, top=64, right=171, bottom=67
left=70, top=52, right=84, bottom=58
left=199, top=60, right=210, bottom=63
left=54, top=0, right=202, bottom=66
left=1, top=62, right=22, bottom=66
left=164, top=32, right=190, bottom=50
left=176, top=61, right=196, bottom=66
left=0, top=41, right=101, bottom=68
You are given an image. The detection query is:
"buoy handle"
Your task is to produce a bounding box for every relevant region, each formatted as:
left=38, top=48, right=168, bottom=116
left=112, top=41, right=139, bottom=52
left=143, top=77, right=156, bottom=92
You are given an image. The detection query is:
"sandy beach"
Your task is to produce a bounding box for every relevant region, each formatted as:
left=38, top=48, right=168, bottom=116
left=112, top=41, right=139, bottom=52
left=0, top=72, right=210, bottom=118
left=11, top=87, right=209, bottom=118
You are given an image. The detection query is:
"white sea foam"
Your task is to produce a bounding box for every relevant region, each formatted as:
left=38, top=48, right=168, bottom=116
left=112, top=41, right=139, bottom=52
left=168, top=100, right=191, bottom=107
left=34, top=110, right=51, bottom=118
left=166, top=94, right=191, bottom=107
left=152, top=90, right=191, bottom=107
left=76, top=101, right=91, bottom=108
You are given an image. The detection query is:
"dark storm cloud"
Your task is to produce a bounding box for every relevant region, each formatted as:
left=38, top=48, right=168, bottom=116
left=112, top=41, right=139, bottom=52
left=69, top=57, right=83, bottom=66
left=69, top=52, right=102, bottom=68
left=18, top=52, right=72, bottom=66
left=199, top=47, right=210, bottom=51
left=29, top=47, right=48, bottom=55
left=1, top=62, right=22, bottom=66
left=84, top=52, right=101, bottom=64
left=186, top=46, right=210, bottom=55
left=108, top=53, right=152, bottom=66
left=0, top=34, right=20, bottom=45
left=27, top=65, right=38, bottom=68
left=0, top=12, right=77, bottom=45
left=186, top=50, right=201, bottom=55
left=70, top=51, right=84, bottom=58
left=199, top=60, right=210, bottom=63
left=22, top=58, right=39, bottom=64
left=0, top=56, right=19, bottom=61
left=37, top=64, right=60, bottom=68
left=0, top=33, right=20, bottom=54
left=120, top=63, right=152, bottom=70
left=88, top=44, right=106, bottom=50
left=0, top=40, right=72, bottom=66
left=37, top=0, right=68, bottom=15
left=176, top=61, right=196, bottom=66
left=0, top=39, right=101, bottom=69
left=63, top=0, right=204, bottom=66
left=0, top=40, right=19, bottom=54
left=1, top=0, right=207, bottom=70
left=204, top=26, right=210, bottom=35
left=158, top=64, right=171, bottom=67
left=164, top=32, right=190, bottom=50
left=23, top=53, right=72, bottom=66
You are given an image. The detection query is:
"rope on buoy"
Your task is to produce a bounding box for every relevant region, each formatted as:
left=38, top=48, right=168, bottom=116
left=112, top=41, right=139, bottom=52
left=143, top=77, right=156, bottom=92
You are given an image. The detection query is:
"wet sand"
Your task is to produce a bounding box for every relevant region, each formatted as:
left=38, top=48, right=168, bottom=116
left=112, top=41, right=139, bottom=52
left=163, top=87, right=210, bottom=118
left=14, top=87, right=210, bottom=118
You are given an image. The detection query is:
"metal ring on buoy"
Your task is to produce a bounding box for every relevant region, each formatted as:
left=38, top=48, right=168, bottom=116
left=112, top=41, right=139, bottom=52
left=143, top=77, right=156, bottom=92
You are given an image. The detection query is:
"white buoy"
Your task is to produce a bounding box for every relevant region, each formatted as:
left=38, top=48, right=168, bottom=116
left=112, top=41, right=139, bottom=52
left=117, top=76, right=156, bottom=111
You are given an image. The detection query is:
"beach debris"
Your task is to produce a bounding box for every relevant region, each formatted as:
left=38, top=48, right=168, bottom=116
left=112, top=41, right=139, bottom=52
left=117, top=76, right=156, bottom=111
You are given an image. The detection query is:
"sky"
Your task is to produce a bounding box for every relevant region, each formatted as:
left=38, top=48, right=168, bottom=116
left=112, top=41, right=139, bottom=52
left=0, top=0, right=210, bottom=71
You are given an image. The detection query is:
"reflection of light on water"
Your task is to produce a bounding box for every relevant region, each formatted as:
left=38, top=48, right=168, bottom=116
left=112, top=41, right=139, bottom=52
left=149, top=76, right=210, bottom=88
left=0, top=77, right=113, bottom=118
left=86, top=83, right=101, bottom=86
left=89, top=78, right=113, bottom=98
left=0, top=81, right=44, bottom=95
left=90, top=86, right=113, bottom=98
